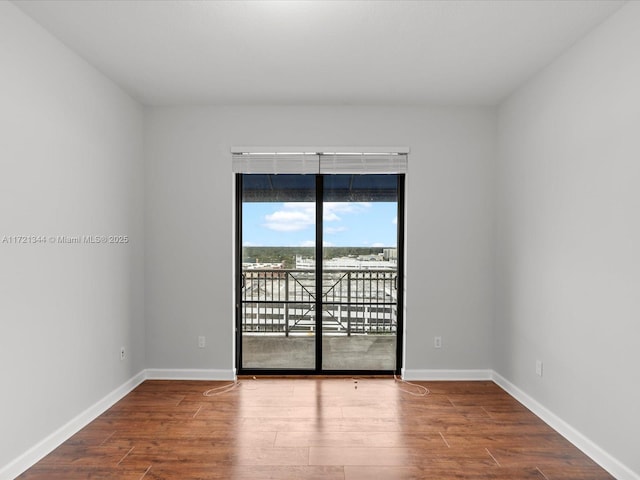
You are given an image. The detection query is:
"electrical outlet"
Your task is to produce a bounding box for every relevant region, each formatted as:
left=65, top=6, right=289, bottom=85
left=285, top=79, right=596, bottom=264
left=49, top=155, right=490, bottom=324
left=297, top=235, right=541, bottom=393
left=198, top=336, right=206, bottom=348
left=120, top=347, right=126, bottom=361
left=434, top=336, right=442, bottom=349
left=536, top=360, right=543, bottom=377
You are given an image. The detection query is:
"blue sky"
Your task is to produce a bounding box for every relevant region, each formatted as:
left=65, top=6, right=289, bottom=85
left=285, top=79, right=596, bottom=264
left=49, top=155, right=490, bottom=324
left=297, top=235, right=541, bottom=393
left=243, top=202, right=397, bottom=247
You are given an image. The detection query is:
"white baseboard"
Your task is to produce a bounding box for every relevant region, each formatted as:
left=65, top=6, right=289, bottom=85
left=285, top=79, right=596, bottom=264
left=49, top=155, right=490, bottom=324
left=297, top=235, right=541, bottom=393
left=492, top=371, right=639, bottom=480
left=402, top=368, right=493, bottom=381
left=0, top=370, right=146, bottom=480
left=145, top=368, right=236, bottom=381
left=0, top=368, right=235, bottom=479
left=4, top=368, right=636, bottom=480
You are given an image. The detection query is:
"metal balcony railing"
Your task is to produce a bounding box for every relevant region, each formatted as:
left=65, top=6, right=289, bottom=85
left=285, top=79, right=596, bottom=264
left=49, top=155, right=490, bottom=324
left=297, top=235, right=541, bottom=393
left=241, top=269, right=397, bottom=336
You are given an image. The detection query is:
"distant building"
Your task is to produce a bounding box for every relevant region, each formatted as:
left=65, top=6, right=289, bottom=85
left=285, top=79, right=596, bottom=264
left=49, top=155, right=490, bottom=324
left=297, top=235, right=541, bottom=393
left=243, top=262, right=284, bottom=270
left=357, top=253, right=383, bottom=261
left=383, top=248, right=397, bottom=261
left=295, top=254, right=396, bottom=270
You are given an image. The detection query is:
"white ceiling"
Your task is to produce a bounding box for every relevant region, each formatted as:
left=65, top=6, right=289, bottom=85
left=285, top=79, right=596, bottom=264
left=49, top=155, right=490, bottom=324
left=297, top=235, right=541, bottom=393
left=12, top=0, right=625, bottom=107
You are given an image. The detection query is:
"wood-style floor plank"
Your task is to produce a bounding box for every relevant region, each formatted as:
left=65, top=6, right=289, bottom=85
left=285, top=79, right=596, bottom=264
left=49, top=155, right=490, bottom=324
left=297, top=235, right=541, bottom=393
left=344, top=465, right=547, bottom=480
left=17, top=379, right=614, bottom=479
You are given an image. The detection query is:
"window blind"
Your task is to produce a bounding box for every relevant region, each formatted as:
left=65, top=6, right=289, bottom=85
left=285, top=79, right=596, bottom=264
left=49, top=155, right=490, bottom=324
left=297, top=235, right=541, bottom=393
left=232, top=149, right=408, bottom=175
left=231, top=153, right=319, bottom=174
left=319, top=153, right=407, bottom=174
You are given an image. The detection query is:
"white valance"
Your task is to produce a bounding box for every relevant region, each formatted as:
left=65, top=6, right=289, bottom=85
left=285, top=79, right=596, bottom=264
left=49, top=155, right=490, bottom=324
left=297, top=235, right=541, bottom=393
left=231, top=153, right=319, bottom=174
left=232, top=148, right=408, bottom=175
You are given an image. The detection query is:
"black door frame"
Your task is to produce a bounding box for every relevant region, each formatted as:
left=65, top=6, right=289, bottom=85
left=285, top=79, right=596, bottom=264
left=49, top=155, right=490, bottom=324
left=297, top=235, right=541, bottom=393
left=235, top=174, right=405, bottom=376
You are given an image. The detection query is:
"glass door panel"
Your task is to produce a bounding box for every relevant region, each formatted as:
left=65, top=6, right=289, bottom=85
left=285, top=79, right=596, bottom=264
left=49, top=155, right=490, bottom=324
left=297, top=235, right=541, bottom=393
left=321, top=175, right=399, bottom=371
left=240, top=174, right=316, bottom=370
left=238, top=173, right=402, bottom=373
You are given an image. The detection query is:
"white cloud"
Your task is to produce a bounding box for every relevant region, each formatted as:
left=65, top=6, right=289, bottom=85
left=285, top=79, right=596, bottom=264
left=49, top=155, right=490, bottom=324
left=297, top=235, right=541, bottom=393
left=262, top=202, right=371, bottom=232
left=371, top=242, right=386, bottom=248
left=392, top=216, right=397, bottom=225
left=324, top=202, right=371, bottom=222
left=263, top=203, right=314, bottom=232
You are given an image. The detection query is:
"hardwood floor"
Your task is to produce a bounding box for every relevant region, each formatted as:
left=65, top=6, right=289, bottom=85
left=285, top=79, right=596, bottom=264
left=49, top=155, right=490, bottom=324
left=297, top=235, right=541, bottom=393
left=17, top=378, right=613, bottom=479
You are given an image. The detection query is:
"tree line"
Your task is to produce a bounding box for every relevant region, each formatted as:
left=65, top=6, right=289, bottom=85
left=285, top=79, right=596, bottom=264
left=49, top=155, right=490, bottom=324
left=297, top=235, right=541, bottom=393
left=243, top=246, right=385, bottom=268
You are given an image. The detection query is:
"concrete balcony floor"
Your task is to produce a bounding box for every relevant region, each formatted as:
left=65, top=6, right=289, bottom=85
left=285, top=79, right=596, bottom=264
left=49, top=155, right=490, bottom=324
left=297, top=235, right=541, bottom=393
left=241, top=334, right=397, bottom=370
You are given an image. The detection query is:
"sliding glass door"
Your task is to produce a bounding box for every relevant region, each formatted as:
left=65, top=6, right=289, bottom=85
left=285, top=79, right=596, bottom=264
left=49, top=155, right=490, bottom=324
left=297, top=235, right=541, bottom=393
left=236, top=173, right=403, bottom=374
left=238, top=175, right=317, bottom=370
left=321, top=175, right=400, bottom=371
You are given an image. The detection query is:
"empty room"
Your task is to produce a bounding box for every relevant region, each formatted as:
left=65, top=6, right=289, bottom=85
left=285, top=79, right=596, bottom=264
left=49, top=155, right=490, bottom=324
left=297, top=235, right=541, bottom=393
left=1, top=0, right=639, bottom=479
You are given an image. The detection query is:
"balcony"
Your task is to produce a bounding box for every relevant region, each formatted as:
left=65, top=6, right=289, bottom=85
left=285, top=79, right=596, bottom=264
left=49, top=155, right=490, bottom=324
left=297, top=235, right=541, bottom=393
left=240, top=269, right=398, bottom=370
left=241, top=268, right=398, bottom=335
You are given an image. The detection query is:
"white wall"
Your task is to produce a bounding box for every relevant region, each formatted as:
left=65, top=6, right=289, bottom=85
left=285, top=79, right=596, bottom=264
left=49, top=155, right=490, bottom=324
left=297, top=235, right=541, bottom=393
left=495, top=1, right=640, bottom=477
left=0, top=2, right=145, bottom=473
left=144, top=106, right=495, bottom=375
left=2, top=0, right=637, bottom=476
